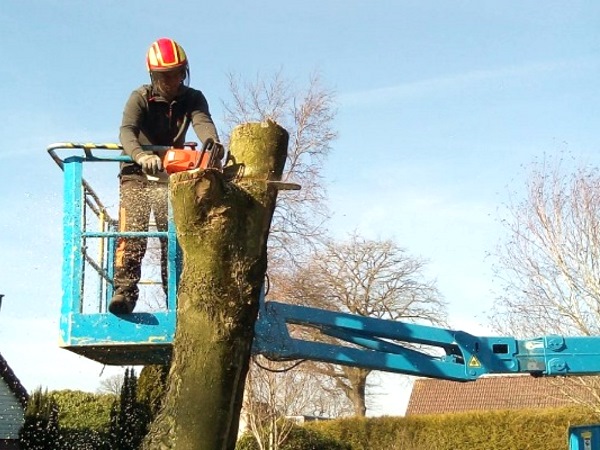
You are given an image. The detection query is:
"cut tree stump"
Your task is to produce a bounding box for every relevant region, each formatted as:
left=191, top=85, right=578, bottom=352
left=142, top=120, right=289, bottom=450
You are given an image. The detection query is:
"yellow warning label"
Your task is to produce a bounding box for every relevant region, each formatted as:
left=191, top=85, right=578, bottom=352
left=468, top=356, right=481, bottom=368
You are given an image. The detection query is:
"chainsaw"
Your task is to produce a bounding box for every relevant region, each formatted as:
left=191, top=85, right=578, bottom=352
left=163, top=138, right=224, bottom=173
left=146, top=138, right=224, bottom=181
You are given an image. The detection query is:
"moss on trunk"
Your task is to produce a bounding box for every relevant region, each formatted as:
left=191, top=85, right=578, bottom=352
left=142, top=121, right=289, bottom=450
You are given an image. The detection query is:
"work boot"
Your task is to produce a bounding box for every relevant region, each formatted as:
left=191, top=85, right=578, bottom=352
left=108, top=293, right=136, bottom=315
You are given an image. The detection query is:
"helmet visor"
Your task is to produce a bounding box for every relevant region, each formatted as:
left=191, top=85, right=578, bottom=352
left=152, top=69, right=186, bottom=100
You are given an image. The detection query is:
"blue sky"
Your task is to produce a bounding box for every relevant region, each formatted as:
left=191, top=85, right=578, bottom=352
left=1, top=1, right=599, bottom=416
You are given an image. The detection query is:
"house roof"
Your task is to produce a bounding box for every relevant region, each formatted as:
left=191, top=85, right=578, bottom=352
left=406, top=375, right=585, bottom=415
left=0, top=353, right=28, bottom=408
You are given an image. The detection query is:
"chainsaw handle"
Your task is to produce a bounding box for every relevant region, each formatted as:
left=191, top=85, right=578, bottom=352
left=200, top=138, right=214, bottom=169
left=186, top=138, right=221, bottom=170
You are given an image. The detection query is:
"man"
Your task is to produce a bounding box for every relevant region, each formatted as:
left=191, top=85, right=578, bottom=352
left=109, top=37, right=221, bottom=315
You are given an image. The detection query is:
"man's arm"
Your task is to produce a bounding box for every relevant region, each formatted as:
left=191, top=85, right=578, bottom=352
left=189, top=90, right=220, bottom=144
left=119, top=90, right=147, bottom=162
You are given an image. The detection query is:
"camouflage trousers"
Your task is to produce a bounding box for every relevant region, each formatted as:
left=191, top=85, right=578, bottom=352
left=113, top=178, right=169, bottom=300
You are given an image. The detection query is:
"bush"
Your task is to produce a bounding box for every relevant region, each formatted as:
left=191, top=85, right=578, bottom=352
left=236, top=433, right=259, bottom=450
left=20, top=388, right=60, bottom=450
left=137, top=364, right=169, bottom=419
left=309, top=407, right=600, bottom=450
left=236, top=425, right=350, bottom=450
left=58, top=429, right=111, bottom=450
left=282, top=426, right=351, bottom=450
left=49, top=390, right=115, bottom=432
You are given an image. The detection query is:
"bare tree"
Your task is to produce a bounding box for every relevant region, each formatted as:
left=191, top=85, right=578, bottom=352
left=491, top=159, right=600, bottom=413
left=491, top=159, right=600, bottom=337
left=242, top=356, right=352, bottom=450
left=222, top=70, right=337, bottom=267
left=278, top=232, right=447, bottom=416
left=96, top=373, right=123, bottom=396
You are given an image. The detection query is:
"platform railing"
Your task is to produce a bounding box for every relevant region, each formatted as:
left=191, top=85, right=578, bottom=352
left=49, top=143, right=180, bottom=313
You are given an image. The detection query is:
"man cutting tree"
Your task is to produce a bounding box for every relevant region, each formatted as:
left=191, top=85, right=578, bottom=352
left=110, top=37, right=222, bottom=315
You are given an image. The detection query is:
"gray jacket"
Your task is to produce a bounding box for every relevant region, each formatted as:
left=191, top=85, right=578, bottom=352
left=119, top=84, right=219, bottom=178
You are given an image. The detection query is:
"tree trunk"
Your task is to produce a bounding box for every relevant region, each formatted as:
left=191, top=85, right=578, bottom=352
left=142, top=120, right=289, bottom=450
left=344, top=367, right=369, bottom=417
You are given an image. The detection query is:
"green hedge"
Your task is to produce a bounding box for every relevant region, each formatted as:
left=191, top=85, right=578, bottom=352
left=49, top=390, right=116, bottom=432
left=38, top=390, right=600, bottom=450
left=307, top=407, right=600, bottom=450
left=237, top=425, right=351, bottom=450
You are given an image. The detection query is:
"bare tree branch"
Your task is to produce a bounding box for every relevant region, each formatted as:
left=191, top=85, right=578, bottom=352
left=242, top=356, right=352, bottom=449
left=222, top=70, right=337, bottom=267
left=492, top=158, right=600, bottom=337
left=490, top=157, right=600, bottom=413
left=273, top=232, right=447, bottom=416
left=96, top=373, right=123, bottom=396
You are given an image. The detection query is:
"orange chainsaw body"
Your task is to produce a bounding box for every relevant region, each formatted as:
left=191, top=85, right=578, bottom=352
left=162, top=148, right=215, bottom=174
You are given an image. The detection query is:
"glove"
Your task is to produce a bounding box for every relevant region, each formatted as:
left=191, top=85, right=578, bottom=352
left=136, top=153, right=162, bottom=175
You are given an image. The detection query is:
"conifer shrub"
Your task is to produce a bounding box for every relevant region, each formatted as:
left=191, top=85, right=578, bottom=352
left=19, top=387, right=61, bottom=450
left=137, top=364, right=169, bottom=419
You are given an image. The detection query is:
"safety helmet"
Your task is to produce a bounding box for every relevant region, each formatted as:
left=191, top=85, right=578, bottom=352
left=146, top=38, right=190, bottom=100
left=146, top=38, right=188, bottom=73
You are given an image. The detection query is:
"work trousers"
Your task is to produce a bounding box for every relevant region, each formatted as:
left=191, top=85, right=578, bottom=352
left=113, top=178, right=169, bottom=300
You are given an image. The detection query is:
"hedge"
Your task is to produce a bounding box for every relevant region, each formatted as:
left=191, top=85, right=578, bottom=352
left=307, top=407, right=600, bottom=450
left=237, top=425, right=351, bottom=450
left=48, top=390, right=116, bottom=432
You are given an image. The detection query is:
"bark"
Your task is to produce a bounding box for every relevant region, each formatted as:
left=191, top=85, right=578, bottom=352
left=340, top=367, right=369, bottom=417
left=142, top=121, right=289, bottom=450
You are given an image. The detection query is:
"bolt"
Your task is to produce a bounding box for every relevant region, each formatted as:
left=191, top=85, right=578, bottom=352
left=548, top=358, right=567, bottom=373
left=546, top=336, right=565, bottom=352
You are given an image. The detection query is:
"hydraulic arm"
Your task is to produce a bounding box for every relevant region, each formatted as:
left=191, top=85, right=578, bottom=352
left=253, top=300, right=600, bottom=381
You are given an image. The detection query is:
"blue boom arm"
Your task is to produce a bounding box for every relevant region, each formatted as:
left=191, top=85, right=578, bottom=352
left=253, top=300, right=600, bottom=381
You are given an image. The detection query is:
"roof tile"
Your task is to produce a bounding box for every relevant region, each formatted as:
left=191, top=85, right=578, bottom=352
left=406, top=375, right=586, bottom=415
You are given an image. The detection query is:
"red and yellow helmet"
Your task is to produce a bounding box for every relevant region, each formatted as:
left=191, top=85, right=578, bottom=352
left=146, top=38, right=188, bottom=73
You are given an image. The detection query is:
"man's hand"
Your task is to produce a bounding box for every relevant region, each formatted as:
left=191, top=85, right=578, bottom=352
left=136, top=153, right=162, bottom=175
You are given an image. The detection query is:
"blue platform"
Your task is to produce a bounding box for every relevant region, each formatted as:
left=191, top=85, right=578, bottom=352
left=50, top=143, right=178, bottom=365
